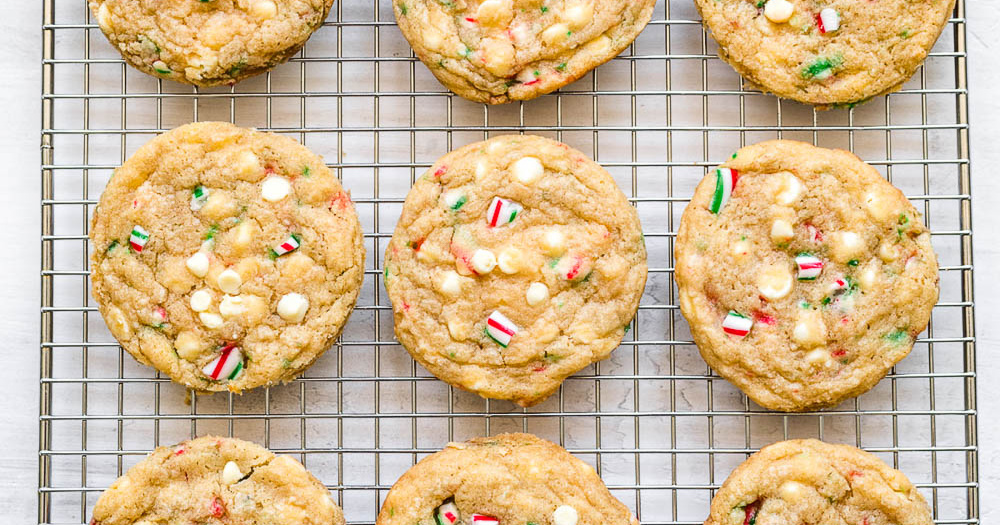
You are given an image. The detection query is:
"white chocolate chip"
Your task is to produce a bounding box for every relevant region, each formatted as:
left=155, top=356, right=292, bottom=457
left=232, top=220, right=255, bottom=252
left=199, top=312, right=224, bottom=329
left=764, top=0, right=794, bottom=23
left=186, top=252, right=210, bottom=278
left=757, top=265, right=794, bottom=300
left=471, top=249, right=497, bottom=275
left=542, top=230, right=566, bottom=257
left=174, top=331, right=202, bottom=360
left=236, top=151, right=261, bottom=178
left=190, top=290, right=213, bottom=312
left=476, top=0, right=513, bottom=26
left=770, top=219, right=795, bottom=244
left=864, top=190, right=894, bottom=221
left=831, top=231, right=864, bottom=262
left=541, top=23, right=571, bottom=45
left=251, top=0, right=278, bottom=19
left=878, top=242, right=900, bottom=262
left=731, top=240, right=751, bottom=261
left=526, top=283, right=550, bottom=306
left=513, top=157, right=545, bottom=184
left=553, top=506, right=579, bottom=525
left=438, top=270, right=462, bottom=296
left=584, top=34, right=612, bottom=54
left=775, top=173, right=804, bottom=205
left=482, top=36, right=516, bottom=77
left=222, top=461, right=243, bottom=485
left=564, top=3, right=594, bottom=29
left=217, top=269, right=242, bottom=294
left=497, top=247, right=523, bottom=274
left=793, top=310, right=827, bottom=349
left=261, top=176, right=291, bottom=202
left=96, top=3, right=112, bottom=29
left=805, top=348, right=830, bottom=367
left=219, top=295, right=247, bottom=318
left=277, top=293, right=310, bottom=323
left=779, top=480, right=807, bottom=501
left=859, top=266, right=878, bottom=290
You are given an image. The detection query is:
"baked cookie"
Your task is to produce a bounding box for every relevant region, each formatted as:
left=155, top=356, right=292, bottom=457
left=89, top=0, right=333, bottom=86
left=384, top=135, right=647, bottom=406
left=90, top=435, right=344, bottom=525
left=377, top=433, right=638, bottom=525
left=675, top=140, right=938, bottom=412
left=392, top=0, right=656, bottom=104
left=705, top=439, right=932, bottom=525
left=694, top=0, right=956, bottom=107
left=90, top=122, right=365, bottom=393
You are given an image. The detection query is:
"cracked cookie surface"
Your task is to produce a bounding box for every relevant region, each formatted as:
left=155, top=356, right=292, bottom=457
left=89, top=0, right=333, bottom=86
left=376, top=433, right=638, bottom=525
left=695, top=0, right=955, bottom=107
left=675, top=140, right=938, bottom=412
left=705, top=439, right=933, bottom=525
left=384, top=135, right=647, bottom=406
left=392, top=0, right=655, bottom=103
left=90, top=122, right=365, bottom=393
left=90, top=435, right=344, bottom=525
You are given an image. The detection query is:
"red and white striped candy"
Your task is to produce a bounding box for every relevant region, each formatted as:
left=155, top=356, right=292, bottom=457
left=817, top=8, right=840, bottom=33
left=829, top=277, right=848, bottom=292
left=472, top=515, right=499, bottom=525
left=129, top=225, right=149, bottom=252
left=722, top=311, right=753, bottom=338
left=709, top=168, right=739, bottom=214
left=486, top=197, right=523, bottom=228
left=795, top=254, right=824, bottom=280
left=272, top=235, right=300, bottom=257
left=485, top=311, right=518, bottom=348
left=202, top=344, right=244, bottom=381
left=435, top=502, right=460, bottom=525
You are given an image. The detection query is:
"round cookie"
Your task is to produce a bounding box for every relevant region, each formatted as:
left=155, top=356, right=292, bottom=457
left=376, top=433, right=638, bottom=525
left=694, top=0, right=956, bottom=107
left=675, top=140, right=938, bottom=412
left=705, top=439, right=932, bottom=525
left=89, top=0, right=333, bottom=86
left=392, top=0, right=656, bottom=104
left=90, top=435, right=344, bottom=525
left=384, top=135, right=647, bottom=407
left=90, top=122, right=365, bottom=393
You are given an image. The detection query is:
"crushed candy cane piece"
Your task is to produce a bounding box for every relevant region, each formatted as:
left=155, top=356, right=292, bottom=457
left=486, top=197, right=523, bottom=227
left=818, top=8, right=840, bottom=33
left=471, top=515, right=500, bottom=525
left=443, top=189, right=467, bottom=210
left=709, top=168, right=739, bottom=214
left=485, top=311, right=518, bottom=348
left=271, top=234, right=301, bottom=257
left=129, top=226, right=149, bottom=252
left=435, top=502, right=461, bottom=525
left=191, top=185, right=209, bottom=210
left=722, top=311, right=753, bottom=338
left=795, top=254, right=824, bottom=280
left=202, top=344, right=244, bottom=381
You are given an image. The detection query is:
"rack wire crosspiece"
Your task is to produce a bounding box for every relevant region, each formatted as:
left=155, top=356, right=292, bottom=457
left=40, top=1, right=976, bottom=524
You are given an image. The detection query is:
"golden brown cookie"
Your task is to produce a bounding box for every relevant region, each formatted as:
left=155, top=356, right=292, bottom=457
left=89, top=0, right=334, bottom=86
left=705, top=439, right=932, bottom=525
left=392, top=0, right=656, bottom=103
left=377, top=434, right=638, bottom=525
left=384, top=135, right=647, bottom=407
left=675, top=140, right=938, bottom=411
left=90, top=122, right=365, bottom=393
left=90, top=436, right=344, bottom=525
left=694, top=0, right=956, bottom=107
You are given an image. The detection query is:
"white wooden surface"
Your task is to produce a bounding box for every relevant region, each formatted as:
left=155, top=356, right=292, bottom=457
left=2, top=1, right=996, bottom=523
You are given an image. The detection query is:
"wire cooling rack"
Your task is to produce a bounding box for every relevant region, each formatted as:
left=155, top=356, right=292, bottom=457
left=39, top=0, right=977, bottom=524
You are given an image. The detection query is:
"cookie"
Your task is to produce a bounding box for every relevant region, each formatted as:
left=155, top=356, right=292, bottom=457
left=90, top=435, right=344, bottom=525
left=90, top=122, right=365, bottom=393
left=384, top=135, right=647, bottom=406
left=89, top=0, right=333, bottom=86
left=705, top=439, right=932, bottom=525
left=376, top=433, right=638, bottom=525
left=694, top=0, right=956, bottom=107
left=392, top=0, right=656, bottom=104
left=675, top=140, right=938, bottom=412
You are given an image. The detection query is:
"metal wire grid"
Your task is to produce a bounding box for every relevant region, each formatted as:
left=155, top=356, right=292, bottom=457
left=39, top=0, right=976, bottom=524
